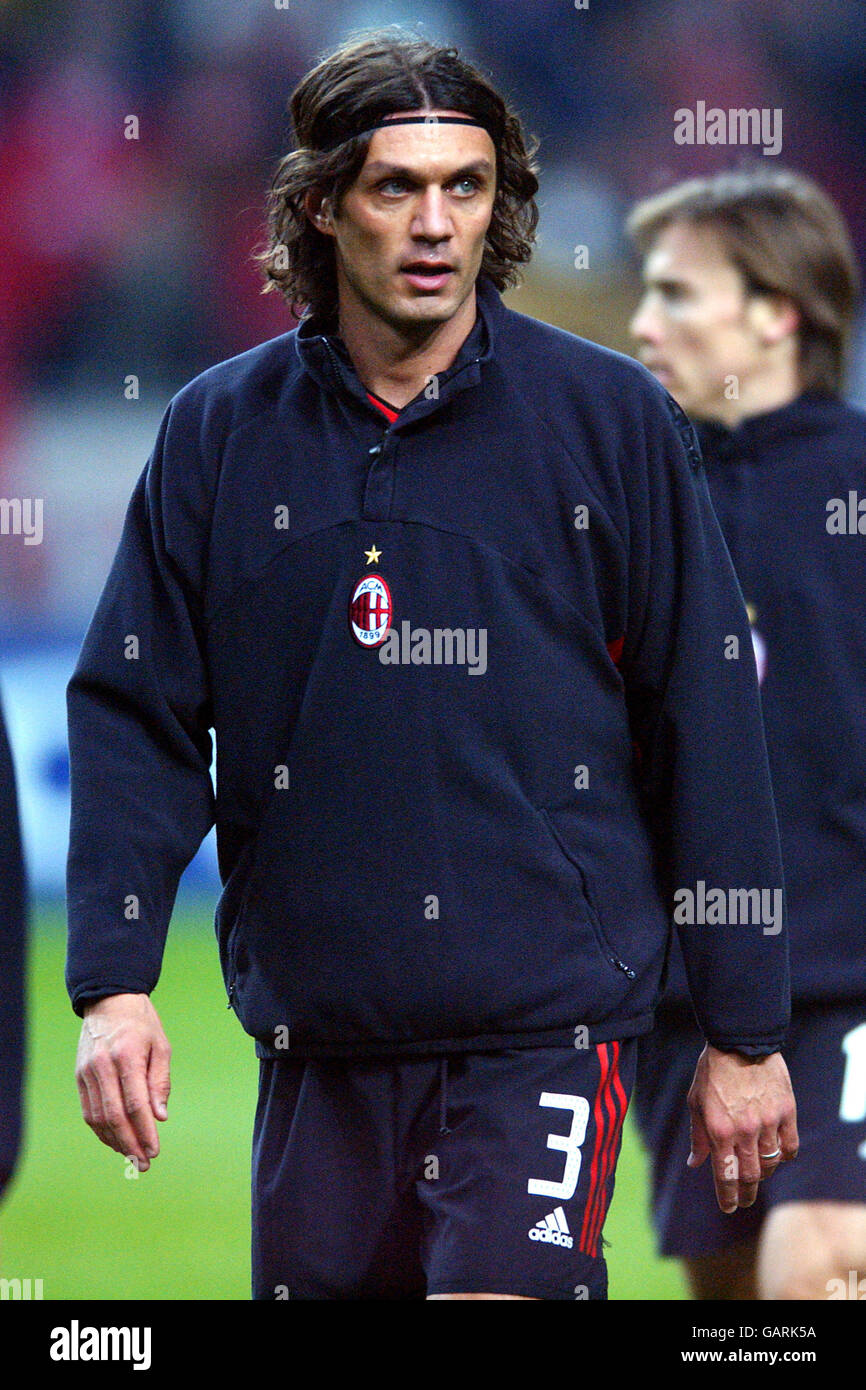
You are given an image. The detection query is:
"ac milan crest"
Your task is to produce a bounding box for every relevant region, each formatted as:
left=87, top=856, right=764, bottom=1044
left=349, top=572, right=393, bottom=647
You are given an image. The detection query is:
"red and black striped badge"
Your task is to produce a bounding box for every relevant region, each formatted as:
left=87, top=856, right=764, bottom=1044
left=348, top=572, right=393, bottom=648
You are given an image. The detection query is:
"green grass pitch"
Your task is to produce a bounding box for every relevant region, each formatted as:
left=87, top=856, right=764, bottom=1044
left=1, top=902, right=687, bottom=1300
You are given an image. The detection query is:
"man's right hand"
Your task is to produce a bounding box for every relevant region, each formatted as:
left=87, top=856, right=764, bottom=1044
left=75, top=993, right=171, bottom=1172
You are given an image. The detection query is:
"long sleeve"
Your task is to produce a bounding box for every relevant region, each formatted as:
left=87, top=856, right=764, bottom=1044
left=0, top=691, right=26, bottom=1197
left=622, top=391, right=789, bottom=1053
left=66, top=394, right=216, bottom=1015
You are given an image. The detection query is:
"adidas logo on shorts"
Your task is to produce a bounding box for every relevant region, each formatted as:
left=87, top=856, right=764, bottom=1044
left=528, top=1206, right=573, bottom=1249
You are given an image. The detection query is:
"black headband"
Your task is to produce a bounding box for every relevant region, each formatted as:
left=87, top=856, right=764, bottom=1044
left=318, top=115, right=493, bottom=153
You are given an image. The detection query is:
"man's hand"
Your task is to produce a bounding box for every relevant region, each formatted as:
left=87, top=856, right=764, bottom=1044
left=75, top=993, right=171, bottom=1172
left=686, top=1044, right=798, bottom=1213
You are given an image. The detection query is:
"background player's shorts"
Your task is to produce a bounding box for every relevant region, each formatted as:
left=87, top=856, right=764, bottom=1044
left=251, top=1040, right=636, bottom=1300
left=633, top=1000, right=866, bottom=1259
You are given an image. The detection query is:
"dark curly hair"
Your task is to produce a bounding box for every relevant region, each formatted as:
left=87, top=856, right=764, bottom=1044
left=256, top=28, right=540, bottom=322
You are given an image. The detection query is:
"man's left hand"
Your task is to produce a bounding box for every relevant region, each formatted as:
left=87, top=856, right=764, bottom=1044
left=686, top=1044, right=798, bottom=1213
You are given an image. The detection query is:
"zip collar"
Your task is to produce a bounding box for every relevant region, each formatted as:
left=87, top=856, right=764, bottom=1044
left=696, top=390, right=840, bottom=463
left=294, top=273, right=503, bottom=430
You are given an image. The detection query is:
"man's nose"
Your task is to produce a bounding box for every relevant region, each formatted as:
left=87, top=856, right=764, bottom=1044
left=629, top=297, right=661, bottom=345
left=410, top=187, right=453, bottom=241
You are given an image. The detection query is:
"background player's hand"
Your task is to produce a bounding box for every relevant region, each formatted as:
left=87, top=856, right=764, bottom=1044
left=686, top=1044, right=798, bottom=1214
left=75, top=992, right=171, bottom=1172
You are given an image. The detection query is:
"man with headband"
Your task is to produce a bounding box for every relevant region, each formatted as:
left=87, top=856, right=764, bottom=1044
left=66, top=31, right=796, bottom=1300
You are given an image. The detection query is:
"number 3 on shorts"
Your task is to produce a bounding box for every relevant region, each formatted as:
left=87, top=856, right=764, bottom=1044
left=527, top=1093, right=590, bottom=1200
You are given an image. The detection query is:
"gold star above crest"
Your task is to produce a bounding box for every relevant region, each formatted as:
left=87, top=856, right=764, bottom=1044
left=365, top=545, right=382, bottom=565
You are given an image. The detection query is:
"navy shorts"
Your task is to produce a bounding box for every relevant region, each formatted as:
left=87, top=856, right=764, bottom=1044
left=251, top=1040, right=637, bottom=1299
left=633, top=1001, right=866, bottom=1259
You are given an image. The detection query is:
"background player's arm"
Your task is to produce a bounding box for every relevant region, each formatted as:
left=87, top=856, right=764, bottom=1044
left=0, top=693, right=27, bottom=1199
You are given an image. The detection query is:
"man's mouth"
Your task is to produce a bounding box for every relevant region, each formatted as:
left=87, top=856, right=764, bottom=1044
left=400, top=261, right=455, bottom=290
left=643, top=358, right=674, bottom=382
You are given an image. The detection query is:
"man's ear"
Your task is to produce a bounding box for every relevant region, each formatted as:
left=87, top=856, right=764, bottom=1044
left=304, top=188, right=335, bottom=237
left=748, top=293, right=800, bottom=347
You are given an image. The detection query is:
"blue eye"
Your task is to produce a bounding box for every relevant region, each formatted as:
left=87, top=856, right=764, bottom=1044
left=377, top=176, right=481, bottom=196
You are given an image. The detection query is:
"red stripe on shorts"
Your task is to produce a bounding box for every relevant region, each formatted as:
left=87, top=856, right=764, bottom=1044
left=585, top=1041, right=628, bottom=1257
left=580, top=1042, right=611, bottom=1253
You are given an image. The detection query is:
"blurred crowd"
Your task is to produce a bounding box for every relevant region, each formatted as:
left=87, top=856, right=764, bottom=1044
left=2, top=0, right=865, bottom=403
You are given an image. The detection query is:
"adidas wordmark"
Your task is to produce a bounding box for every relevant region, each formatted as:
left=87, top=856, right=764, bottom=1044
left=528, top=1206, right=574, bottom=1249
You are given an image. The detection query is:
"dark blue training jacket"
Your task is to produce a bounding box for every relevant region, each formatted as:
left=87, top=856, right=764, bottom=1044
left=662, top=391, right=866, bottom=1010
left=0, top=688, right=26, bottom=1196
left=65, top=274, right=789, bottom=1058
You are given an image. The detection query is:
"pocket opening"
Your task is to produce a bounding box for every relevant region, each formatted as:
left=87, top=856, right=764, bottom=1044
left=536, top=807, right=634, bottom=978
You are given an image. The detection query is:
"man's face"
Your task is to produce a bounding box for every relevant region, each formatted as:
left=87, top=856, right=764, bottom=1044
left=317, top=110, right=497, bottom=334
left=630, top=221, right=770, bottom=421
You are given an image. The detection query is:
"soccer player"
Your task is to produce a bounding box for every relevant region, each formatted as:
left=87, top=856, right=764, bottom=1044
left=629, top=168, right=866, bottom=1300
left=0, top=688, right=26, bottom=1205
left=67, top=33, right=796, bottom=1301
